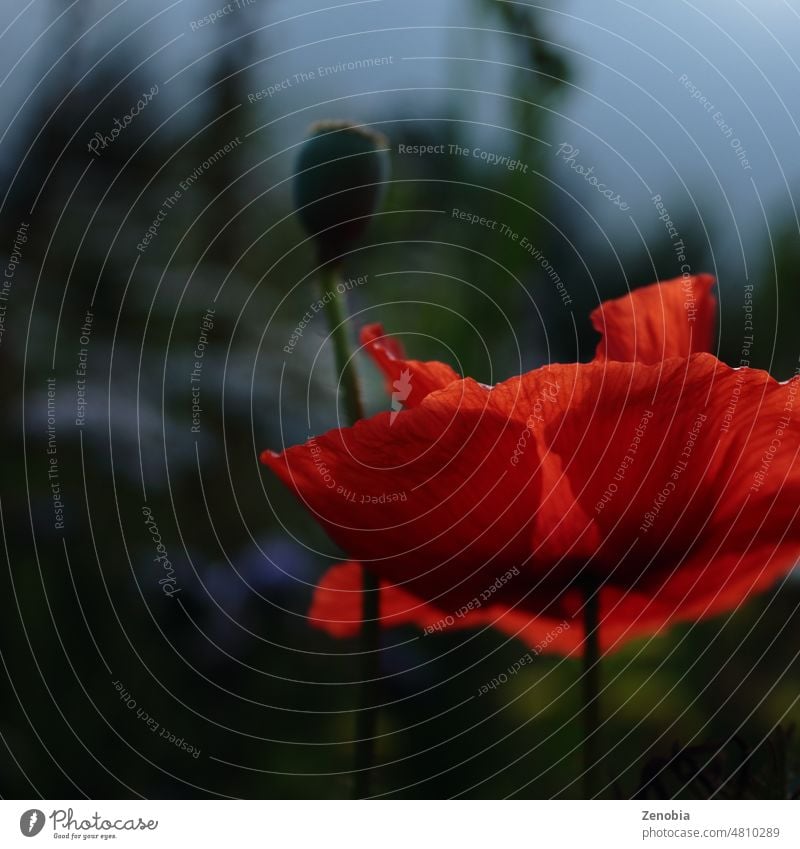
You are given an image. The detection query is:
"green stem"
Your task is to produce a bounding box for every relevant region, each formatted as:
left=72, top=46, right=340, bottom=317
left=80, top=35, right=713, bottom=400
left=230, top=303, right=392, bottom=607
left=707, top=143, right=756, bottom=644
left=582, top=580, right=601, bottom=799
left=353, top=581, right=380, bottom=799
left=318, top=263, right=381, bottom=799
left=318, top=264, right=366, bottom=425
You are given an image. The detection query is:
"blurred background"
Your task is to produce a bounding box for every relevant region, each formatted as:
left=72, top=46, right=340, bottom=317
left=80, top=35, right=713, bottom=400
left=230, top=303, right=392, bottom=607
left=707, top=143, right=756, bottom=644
left=1, top=0, right=799, bottom=798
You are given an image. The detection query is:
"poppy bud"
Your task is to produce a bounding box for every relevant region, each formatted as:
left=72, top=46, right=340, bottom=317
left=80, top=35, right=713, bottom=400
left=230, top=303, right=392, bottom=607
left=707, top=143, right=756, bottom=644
left=293, top=120, right=389, bottom=264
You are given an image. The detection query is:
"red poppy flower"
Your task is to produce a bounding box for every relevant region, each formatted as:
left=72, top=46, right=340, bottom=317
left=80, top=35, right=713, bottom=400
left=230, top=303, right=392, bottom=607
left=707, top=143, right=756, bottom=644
left=262, top=274, right=800, bottom=654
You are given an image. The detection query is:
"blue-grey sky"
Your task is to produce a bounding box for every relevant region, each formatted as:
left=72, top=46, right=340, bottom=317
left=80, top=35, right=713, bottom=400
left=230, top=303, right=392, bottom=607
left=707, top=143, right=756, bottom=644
left=2, top=0, right=798, bottom=285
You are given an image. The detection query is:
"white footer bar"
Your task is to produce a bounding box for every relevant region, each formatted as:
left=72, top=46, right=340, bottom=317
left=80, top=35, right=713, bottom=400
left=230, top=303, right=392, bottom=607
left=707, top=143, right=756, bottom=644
left=2, top=800, right=797, bottom=848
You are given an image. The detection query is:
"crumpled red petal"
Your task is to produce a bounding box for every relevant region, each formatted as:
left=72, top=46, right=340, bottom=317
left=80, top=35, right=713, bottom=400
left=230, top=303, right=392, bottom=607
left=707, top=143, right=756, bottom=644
left=360, top=322, right=460, bottom=407
left=261, top=373, right=546, bottom=611
left=309, top=562, right=583, bottom=655
left=264, top=277, right=800, bottom=655
left=531, top=353, right=800, bottom=649
left=591, top=274, right=716, bottom=363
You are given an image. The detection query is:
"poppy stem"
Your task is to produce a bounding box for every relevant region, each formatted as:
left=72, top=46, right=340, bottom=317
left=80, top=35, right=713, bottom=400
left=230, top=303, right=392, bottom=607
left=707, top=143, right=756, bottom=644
left=318, top=262, right=380, bottom=799
left=582, top=580, right=602, bottom=799
left=318, top=264, right=365, bottom=425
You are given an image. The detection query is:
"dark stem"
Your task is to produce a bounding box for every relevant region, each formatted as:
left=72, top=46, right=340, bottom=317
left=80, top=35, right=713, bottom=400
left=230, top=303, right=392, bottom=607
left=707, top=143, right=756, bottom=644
left=318, top=262, right=380, bottom=799
left=318, top=263, right=365, bottom=426
left=582, top=579, right=601, bottom=799
left=353, top=573, right=380, bottom=798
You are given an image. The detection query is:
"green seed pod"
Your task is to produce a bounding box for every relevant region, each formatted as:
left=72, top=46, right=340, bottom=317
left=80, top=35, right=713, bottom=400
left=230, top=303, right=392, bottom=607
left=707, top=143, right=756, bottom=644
left=294, top=120, right=389, bottom=264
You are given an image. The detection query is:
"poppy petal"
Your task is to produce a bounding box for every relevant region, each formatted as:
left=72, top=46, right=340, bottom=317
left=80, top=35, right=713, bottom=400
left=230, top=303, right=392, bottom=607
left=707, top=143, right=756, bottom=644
left=262, top=375, right=545, bottom=611
left=309, top=562, right=582, bottom=655
left=264, top=275, right=800, bottom=655
left=530, top=354, right=800, bottom=647
left=360, top=323, right=460, bottom=407
left=591, top=274, right=716, bottom=363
